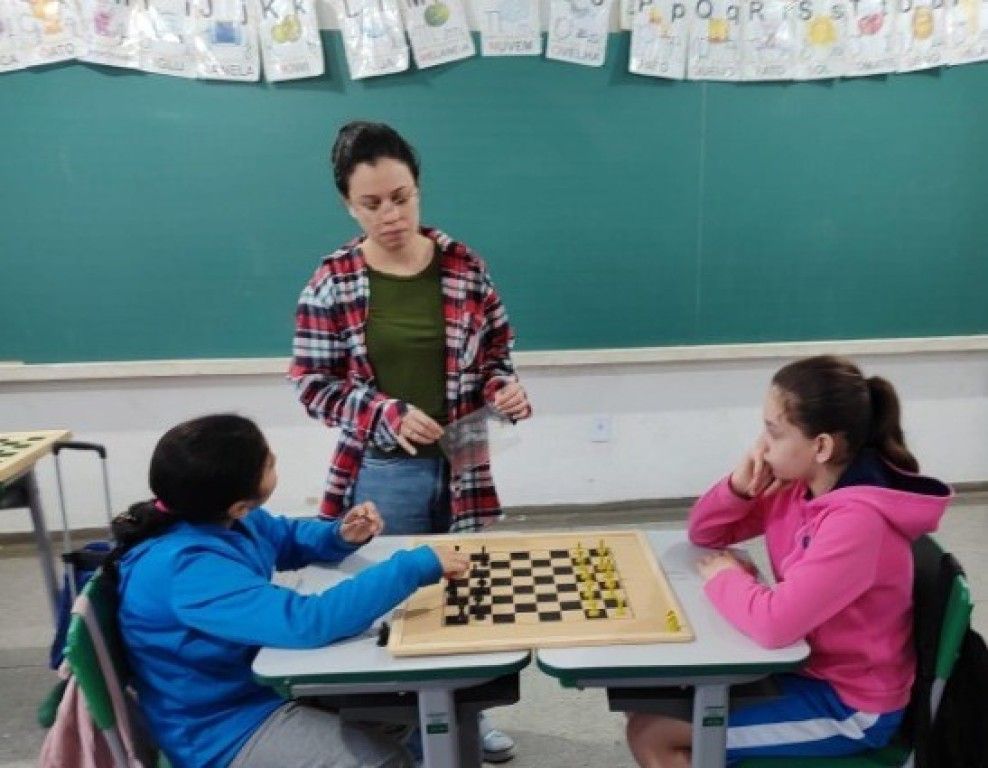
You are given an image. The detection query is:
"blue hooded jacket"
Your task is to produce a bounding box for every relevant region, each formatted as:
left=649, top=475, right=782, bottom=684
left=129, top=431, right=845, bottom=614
left=117, top=509, right=441, bottom=768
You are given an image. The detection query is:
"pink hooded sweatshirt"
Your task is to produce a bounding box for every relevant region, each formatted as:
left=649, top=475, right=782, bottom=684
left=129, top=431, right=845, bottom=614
left=689, top=453, right=952, bottom=713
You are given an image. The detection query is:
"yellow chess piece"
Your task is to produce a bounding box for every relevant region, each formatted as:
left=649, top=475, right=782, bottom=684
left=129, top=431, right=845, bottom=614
left=586, top=597, right=600, bottom=617
left=665, top=609, right=682, bottom=632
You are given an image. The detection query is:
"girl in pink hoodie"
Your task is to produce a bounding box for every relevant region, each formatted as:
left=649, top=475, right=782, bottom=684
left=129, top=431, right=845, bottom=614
left=627, top=355, right=952, bottom=767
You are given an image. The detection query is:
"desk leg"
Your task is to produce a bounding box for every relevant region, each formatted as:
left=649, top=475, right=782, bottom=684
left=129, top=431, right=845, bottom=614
left=692, top=682, right=729, bottom=768
left=25, top=471, right=59, bottom=628
left=419, top=688, right=460, bottom=768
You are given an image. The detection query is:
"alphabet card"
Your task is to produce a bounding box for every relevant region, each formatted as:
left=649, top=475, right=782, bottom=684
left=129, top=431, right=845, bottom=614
left=11, top=0, right=86, bottom=66
left=192, top=0, right=260, bottom=80
left=0, top=0, right=27, bottom=72
left=843, top=0, right=898, bottom=75
left=472, top=0, right=542, bottom=56
left=949, top=0, right=988, bottom=63
left=258, top=0, right=323, bottom=80
left=795, top=0, right=846, bottom=78
left=333, top=0, right=409, bottom=78
left=79, top=0, right=140, bottom=69
left=629, top=0, right=689, bottom=77
left=740, top=0, right=798, bottom=79
left=133, top=0, right=196, bottom=76
left=687, top=0, right=742, bottom=78
left=401, top=0, right=474, bottom=68
left=898, top=0, right=947, bottom=70
left=546, top=0, right=615, bottom=66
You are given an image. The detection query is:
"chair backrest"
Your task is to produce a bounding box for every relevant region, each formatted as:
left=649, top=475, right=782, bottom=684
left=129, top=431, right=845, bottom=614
left=65, top=570, right=129, bottom=730
left=64, top=569, right=145, bottom=768
left=929, top=566, right=972, bottom=716
left=903, top=535, right=973, bottom=768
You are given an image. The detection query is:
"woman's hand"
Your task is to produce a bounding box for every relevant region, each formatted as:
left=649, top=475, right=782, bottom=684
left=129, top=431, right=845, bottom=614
left=396, top=406, right=444, bottom=456
left=492, top=382, right=531, bottom=421
left=697, top=550, right=746, bottom=582
left=339, top=502, right=383, bottom=544
left=729, top=438, right=783, bottom=499
left=431, top=546, right=470, bottom=579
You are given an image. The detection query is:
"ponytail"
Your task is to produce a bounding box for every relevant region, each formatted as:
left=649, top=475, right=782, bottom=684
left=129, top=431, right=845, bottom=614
left=867, top=376, right=919, bottom=473
left=103, top=499, right=180, bottom=582
left=773, top=355, right=920, bottom=473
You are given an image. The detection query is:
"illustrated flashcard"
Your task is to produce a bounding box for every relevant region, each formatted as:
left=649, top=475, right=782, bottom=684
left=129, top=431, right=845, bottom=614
left=949, top=0, right=988, bottom=63
left=794, top=0, right=846, bottom=78
left=620, top=0, right=634, bottom=27
left=740, top=0, right=798, bottom=79
left=12, top=0, right=86, bottom=66
left=471, top=0, right=541, bottom=55
left=401, top=0, right=474, bottom=68
left=79, top=0, right=140, bottom=68
left=629, top=0, right=688, bottom=77
left=192, top=0, right=260, bottom=80
left=546, top=0, right=615, bottom=67
left=0, top=0, right=27, bottom=72
left=333, top=0, right=409, bottom=78
left=135, top=0, right=196, bottom=77
left=843, top=0, right=898, bottom=74
left=687, top=0, right=742, bottom=79
left=258, top=0, right=323, bottom=80
left=897, top=0, right=947, bottom=69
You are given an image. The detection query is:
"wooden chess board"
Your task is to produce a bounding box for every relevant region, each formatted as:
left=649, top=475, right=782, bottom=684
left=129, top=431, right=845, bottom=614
left=387, top=530, right=693, bottom=657
left=0, top=430, right=71, bottom=484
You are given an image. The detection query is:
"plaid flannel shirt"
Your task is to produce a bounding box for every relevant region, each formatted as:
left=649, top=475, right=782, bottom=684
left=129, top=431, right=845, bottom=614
left=289, top=227, right=522, bottom=532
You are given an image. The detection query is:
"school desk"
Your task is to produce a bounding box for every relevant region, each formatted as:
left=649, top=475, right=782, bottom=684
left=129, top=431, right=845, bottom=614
left=0, top=430, right=71, bottom=626
left=537, top=529, right=810, bottom=768
left=252, top=535, right=530, bottom=768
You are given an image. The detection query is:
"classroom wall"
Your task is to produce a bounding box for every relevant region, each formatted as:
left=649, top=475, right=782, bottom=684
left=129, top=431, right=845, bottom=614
left=2, top=348, right=985, bottom=533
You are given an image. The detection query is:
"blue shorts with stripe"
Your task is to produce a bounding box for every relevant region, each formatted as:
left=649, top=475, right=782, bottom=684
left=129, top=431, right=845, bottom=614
left=726, top=674, right=904, bottom=764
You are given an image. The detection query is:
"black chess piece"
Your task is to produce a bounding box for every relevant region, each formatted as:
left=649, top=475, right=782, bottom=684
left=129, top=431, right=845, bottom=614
left=376, top=621, right=390, bottom=647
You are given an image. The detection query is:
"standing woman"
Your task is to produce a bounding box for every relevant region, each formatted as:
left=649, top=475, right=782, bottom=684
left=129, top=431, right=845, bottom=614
left=289, top=121, right=531, bottom=761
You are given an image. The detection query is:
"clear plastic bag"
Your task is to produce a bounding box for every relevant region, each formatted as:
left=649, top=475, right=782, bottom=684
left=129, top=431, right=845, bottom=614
left=439, top=406, right=521, bottom=475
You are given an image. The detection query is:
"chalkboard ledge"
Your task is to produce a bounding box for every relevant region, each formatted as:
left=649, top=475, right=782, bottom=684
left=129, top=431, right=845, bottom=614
left=2, top=335, right=987, bottom=384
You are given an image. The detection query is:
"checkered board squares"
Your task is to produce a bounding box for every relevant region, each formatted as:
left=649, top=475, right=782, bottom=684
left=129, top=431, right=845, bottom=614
left=0, top=431, right=71, bottom=484
left=443, top=548, right=633, bottom=626
left=388, top=530, right=693, bottom=657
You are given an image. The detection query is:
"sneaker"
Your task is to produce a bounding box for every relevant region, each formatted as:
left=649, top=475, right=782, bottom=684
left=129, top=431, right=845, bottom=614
left=479, top=715, right=515, bottom=764
left=482, top=727, right=515, bottom=762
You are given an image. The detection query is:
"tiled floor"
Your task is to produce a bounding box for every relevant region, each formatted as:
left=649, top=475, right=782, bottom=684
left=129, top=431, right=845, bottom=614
left=2, top=494, right=985, bottom=767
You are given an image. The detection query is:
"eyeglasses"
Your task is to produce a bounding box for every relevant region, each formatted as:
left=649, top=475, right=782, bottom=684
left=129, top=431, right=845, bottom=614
left=351, top=188, right=419, bottom=217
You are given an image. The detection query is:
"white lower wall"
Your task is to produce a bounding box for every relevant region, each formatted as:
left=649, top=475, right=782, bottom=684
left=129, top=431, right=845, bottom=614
left=2, top=350, right=986, bottom=533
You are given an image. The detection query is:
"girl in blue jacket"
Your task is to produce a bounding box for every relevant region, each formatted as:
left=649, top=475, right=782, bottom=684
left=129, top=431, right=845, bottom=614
left=110, top=413, right=468, bottom=768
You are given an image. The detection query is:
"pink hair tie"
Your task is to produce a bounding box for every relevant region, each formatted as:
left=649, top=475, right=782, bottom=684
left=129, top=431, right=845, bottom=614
left=154, top=499, right=171, bottom=513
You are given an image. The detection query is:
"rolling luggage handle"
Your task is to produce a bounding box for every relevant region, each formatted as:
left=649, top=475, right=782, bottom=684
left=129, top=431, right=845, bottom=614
left=52, top=441, right=113, bottom=601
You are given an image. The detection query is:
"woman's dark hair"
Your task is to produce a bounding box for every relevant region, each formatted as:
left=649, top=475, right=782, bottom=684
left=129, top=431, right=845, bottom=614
left=110, top=414, right=269, bottom=552
left=331, top=121, right=420, bottom=196
left=772, top=355, right=919, bottom=473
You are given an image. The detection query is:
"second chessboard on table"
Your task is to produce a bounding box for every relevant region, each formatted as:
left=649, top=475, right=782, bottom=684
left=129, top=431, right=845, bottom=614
left=0, top=430, right=71, bottom=484
left=387, top=530, right=693, bottom=657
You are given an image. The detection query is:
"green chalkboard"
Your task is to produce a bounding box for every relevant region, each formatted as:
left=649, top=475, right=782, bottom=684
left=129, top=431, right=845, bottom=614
left=1, top=34, right=986, bottom=363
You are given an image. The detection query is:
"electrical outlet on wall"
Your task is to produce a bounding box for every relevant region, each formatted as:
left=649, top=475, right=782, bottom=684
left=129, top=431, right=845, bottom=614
left=590, top=415, right=612, bottom=442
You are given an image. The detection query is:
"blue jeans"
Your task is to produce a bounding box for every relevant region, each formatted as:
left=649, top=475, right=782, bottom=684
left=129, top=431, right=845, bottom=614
left=351, top=454, right=452, bottom=535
